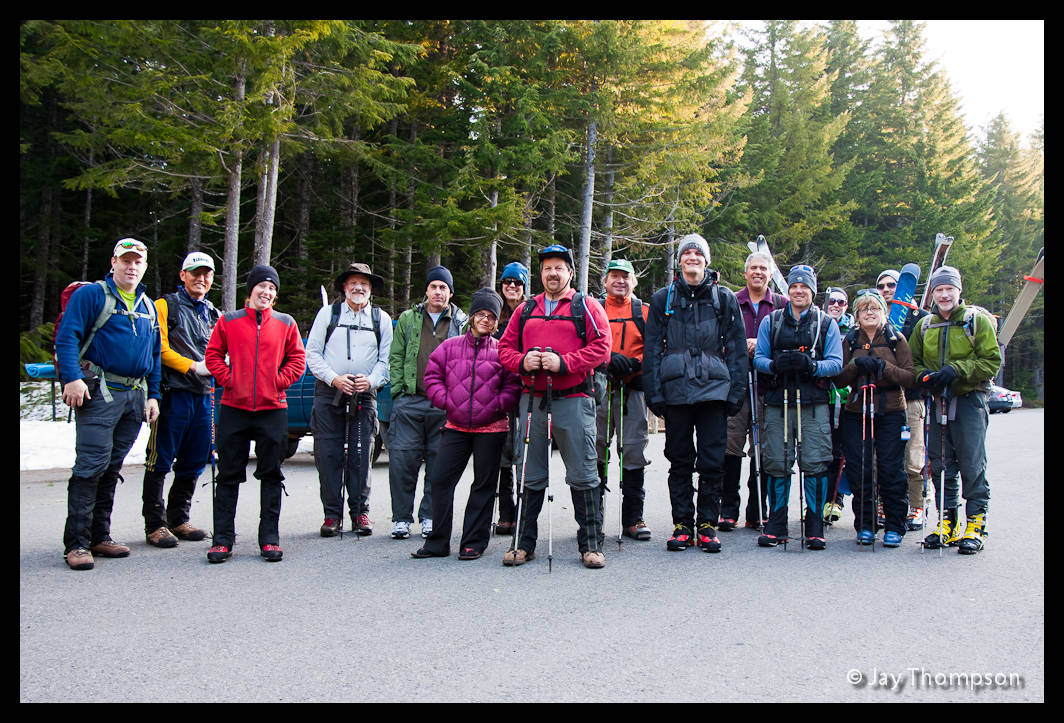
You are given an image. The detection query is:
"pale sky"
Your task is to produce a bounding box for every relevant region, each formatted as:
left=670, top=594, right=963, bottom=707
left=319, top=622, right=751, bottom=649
left=727, top=20, right=1044, bottom=146
left=859, top=20, right=1044, bottom=143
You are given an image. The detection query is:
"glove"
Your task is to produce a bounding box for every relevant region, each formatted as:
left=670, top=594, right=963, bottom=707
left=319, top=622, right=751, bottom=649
left=772, top=350, right=798, bottom=374
left=726, top=399, right=743, bottom=417
left=854, top=355, right=884, bottom=379
left=648, top=401, right=666, bottom=418
left=929, top=365, right=958, bottom=390
left=916, top=369, right=936, bottom=389
left=191, top=360, right=212, bottom=377
left=801, top=354, right=818, bottom=376
left=607, top=353, right=633, bottom=379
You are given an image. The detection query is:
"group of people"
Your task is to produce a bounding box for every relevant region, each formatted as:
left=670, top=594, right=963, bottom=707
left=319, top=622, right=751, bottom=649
left=54, top=233, right=1000, bottom=572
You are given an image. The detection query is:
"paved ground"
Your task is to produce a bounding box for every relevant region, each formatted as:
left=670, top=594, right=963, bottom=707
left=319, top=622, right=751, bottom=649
left=20, top=409, right=1043, bottom=702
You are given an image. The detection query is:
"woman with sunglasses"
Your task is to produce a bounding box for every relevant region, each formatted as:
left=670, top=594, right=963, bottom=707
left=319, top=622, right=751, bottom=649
left=411, top=288, right=522, bottom=560
left=491, top=262, right=529, bottom=536
left=833, top=290, right=915, bottom=547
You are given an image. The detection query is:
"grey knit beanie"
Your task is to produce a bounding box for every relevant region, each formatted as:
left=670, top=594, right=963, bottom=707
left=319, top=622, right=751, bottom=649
left=928, top=265, right=962, bottom=293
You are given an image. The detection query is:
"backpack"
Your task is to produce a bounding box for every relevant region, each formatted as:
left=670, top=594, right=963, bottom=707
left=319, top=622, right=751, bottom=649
left=918, top=305, right=998, bottom=351
left=768, top=305, right=828, bottom=359
left=323, top=301, right=383, bottom=353
left=604, top=295, right=646, bottom=346
left=517, top=292, right=608, bottom=403
left=844, top=323, right=900, bottom=358
left=54, top=279, right=158, bottom=397
left=661, top=277, right=728, bottom=357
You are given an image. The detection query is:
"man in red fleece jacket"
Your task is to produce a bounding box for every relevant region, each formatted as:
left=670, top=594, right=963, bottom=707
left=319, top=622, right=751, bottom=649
left=497, top=245, right=611, bottom=569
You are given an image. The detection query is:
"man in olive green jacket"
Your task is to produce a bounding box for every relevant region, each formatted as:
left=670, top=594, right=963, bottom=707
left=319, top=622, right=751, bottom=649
left=387, top=266, right=468, bottom=540
left=910, top=266, right=1001, bottom=555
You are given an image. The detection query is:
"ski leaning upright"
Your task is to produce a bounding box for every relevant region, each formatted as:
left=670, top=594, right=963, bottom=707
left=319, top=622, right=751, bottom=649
left=995, top=247, right=1044, bottom=386
left=919, top=234, right=954, bottom=311
left=748, top=235, right=789, bottom=296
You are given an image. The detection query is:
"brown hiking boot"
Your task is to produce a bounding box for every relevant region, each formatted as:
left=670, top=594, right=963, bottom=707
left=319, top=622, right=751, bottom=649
left=170, top=522, right=207, bottom=541
left=146, top=526, right=179, bottom=548
left=502, top=548, right=535, bottom=567
left=581, top=550, right=606, bottom=569
left=622, top=520, right=652, bottom=541
left=90, top=539, right=130, bottom=558
left=65, top=548, right=94, bottom=570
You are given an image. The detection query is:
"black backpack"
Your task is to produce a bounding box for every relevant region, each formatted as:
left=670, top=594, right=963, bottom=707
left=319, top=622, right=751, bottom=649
left=516, top=292, right=608, bottom=403
left=324, top=301, right=383, bottom=352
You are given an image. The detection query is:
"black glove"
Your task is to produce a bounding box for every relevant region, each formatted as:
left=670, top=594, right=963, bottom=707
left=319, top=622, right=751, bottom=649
left=648, top=401, right=666, bottom=418
left=628, top=357, right=642, bottom=374
left=854, top=355, right=885, bottom=379
left=801, top=354, right=818, bottom=376
left=726, top=399, right=743, bottom=417
left=607, top=353, right=632, bottom=379
left=929, top=365, right=958, bottom=389
left=773, top=350, right=799, bottom=374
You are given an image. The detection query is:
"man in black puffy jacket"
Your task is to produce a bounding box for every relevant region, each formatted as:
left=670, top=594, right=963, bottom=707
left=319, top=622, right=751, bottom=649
left=643, top=234, right=748, bottom=555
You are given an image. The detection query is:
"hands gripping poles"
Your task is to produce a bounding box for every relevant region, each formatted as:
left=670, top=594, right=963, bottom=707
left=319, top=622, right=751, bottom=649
left=511, top=348, right=540, bottom=562
left=544, top=347, right=554, bottom=574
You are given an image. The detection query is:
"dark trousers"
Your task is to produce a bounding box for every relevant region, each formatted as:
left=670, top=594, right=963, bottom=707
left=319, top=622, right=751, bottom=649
left=64, top=385, right=144, bottom=553
left=211, top=406, right=287, bottom=548
left=840, top=409, right=908, bottom=534
left=422, top=428, right=507, bottom=555
left=312, top=382, right=375, bottom=519
left=663, top=402, right=727, bottom=527
left=142, top=389, right=212, bottom=532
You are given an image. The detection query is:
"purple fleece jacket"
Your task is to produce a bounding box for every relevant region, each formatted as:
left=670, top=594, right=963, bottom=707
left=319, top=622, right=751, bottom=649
left=424, top=330, right=522, bottom=429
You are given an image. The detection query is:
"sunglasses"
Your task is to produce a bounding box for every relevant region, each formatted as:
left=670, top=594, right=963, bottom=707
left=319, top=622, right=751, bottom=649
left=472, top=311, right=497, bottom=322
left=501, top=279, right=523, bottom=287
left=116, top=240, right=147, bottom=251
left=827, top=298, right=847, bottom=306
left=877, top=281, right=897, bottom=290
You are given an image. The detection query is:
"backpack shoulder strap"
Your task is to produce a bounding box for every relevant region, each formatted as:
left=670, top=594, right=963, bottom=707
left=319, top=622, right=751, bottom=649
left=323, top=301, right=343, bottom=346
left=79, top=281, right=119, bottom=360
left=372, top=304, right=382, bottom=351
left=631, top=297, right=645, bottom=336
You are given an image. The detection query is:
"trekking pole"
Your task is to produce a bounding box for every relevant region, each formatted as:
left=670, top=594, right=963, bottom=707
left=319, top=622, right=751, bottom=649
left=868, top=379, right=877, bottom=553
left=795, top=379, right=805, bottom=550
left=782, top=372, right=789, bottom=551
left=616, top=382, right=625, bottom=550
left=920, top=392, right=932, bottom=553
left=749, top=369, right=764, bottom=531
left=511, top=349, right=540, bottom=560
left=604, top=378, right=612, bottom=542
left=858, top=377, right=868, bottom=549
left=544, top=347, right=554, bottom=574
left=354, top=390, right=364, bottom=544
left=937, top=391, right=949, bottom=558
left=333, top=387, right=351, bottom=540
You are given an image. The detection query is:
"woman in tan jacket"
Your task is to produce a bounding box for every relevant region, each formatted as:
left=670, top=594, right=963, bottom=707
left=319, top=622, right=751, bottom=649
left=834, top=290, right=915, bottom=548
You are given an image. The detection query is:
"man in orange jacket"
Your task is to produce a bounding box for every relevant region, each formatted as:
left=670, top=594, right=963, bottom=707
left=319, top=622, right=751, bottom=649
left=596, top=258, right=652, bottom=541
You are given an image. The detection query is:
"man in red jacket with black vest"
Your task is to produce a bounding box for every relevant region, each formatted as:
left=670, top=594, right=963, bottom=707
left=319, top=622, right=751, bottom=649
left=497, top=245, right=611, bottom=569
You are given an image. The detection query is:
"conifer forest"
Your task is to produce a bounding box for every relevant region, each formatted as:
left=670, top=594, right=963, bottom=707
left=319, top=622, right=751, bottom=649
left=19, top=20, right=1044, bottom=399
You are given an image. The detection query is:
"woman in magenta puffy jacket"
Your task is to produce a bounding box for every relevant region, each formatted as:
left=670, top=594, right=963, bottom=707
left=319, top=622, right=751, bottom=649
left=411, top=288, right=522, bottom=560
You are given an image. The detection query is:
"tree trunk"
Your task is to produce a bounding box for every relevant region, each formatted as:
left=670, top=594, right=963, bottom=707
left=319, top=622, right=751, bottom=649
left=577, top=120, right=597, bottom=294
left=600, top=144, right=616, bottom=293
left=81, top=147, right=93, bottom=280
left=188, top=177, right=203, bottom=253
left=222, top=66, right=246, bottom=312
left=253, top=136, right=280, bottom=266
left=484, top=188, right=498, bottom=288
left=30, top=93, right=57, bottom=330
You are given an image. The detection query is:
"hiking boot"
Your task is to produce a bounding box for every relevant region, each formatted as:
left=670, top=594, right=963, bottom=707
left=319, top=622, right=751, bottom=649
left=823, top=501, right=843, bottom=524
left=146, top=526, right=178, bottom=548
left=391, top=521, right=411, bottom=539
left=696, top=523, right=722, bottom=553
left=457, top=547, right=482, bottom=560
left=320, top=518, right=341, bottom=537
left=957, top=513, right=986, bottom=555
left=883, top=531, right=904, bottom=548
left=905, top=507, right=925, bottom=531
left=622, top=520, right=651, bottom=541
left=494, top=520, right=516, bottom=536
left=90, top=539, right=130, bottom=558
left=502, top=548, right=534, bottom=566
left=353, top=514, right=373, bottom=536
left=170, top=522, right=207, bottom=541
left=421, top=519, right=433, bottom=539
left=260, top=544, right=283, bottom=562
left=411, top=546, right=448, bottom=558
left=666, top=524, right=694, bottom=551
left=923, top=512, right=962, bottom=549
left=582, top=550, right=606, bottom=569
left=716, top=518, right=737, bottom=532
left=856, top=530, right=876, bottom=546
left=806, top=536, right=826, bottom=551
left=65, top=548, right=94, bottom=570
left=207, top=545, right=231, bottom=564
left=757, top=533, right=782, bottom=547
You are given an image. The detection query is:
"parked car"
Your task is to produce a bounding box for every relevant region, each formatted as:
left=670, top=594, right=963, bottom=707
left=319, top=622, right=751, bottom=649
left=213, top=337, right=392, bottom=460
left=988, top=384, right=1022, bottom=414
